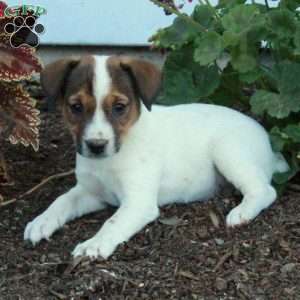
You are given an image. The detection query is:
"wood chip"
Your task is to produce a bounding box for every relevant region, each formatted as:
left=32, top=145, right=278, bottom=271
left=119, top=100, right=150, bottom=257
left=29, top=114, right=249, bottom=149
left=48, top=289, right=67, bottom=300
left=213, top=251, right=232, bottom=272
left=178, top=270, right=199, bottom=281
left=209, top=210, right=220, bottom=228
left=63, top=256, right=86, bottom=275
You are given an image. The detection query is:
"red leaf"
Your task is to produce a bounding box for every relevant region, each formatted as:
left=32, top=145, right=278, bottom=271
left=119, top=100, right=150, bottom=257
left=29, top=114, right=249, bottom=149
left=0, top=1, right=7, bottom=17
left=0, top=2, right=6, bottom=11
left=0, top=1, right=10, bottom=32
left=0, top=35, right=42, bottom=81
left=0, top=82, right=40, bottom=151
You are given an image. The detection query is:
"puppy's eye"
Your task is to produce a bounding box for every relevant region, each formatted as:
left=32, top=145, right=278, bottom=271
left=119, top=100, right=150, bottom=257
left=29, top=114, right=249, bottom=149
left=112, top=103, right=127, bottom=117
left=70, top=103, right=83, bottom=114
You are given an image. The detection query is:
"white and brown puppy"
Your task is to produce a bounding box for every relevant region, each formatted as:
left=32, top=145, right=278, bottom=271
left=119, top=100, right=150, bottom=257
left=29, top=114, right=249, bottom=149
left=24, top=55, right=288, bottom=259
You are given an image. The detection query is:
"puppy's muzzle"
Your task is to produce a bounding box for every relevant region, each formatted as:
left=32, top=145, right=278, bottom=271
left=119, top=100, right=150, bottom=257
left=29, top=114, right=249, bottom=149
left=85, top=138, right=108, bottom=155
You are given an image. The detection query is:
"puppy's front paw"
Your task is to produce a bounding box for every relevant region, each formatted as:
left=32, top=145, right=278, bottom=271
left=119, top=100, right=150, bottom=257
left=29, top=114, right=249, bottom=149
left=226, top=204, right=255, bottom=227
left=72, top=237, right=115, bottom=260
left=24, top=213, right=61, bottom=245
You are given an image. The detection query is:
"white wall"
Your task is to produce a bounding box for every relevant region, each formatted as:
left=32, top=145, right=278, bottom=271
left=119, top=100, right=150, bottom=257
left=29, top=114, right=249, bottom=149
left=5, top=0, right=280, bottom=46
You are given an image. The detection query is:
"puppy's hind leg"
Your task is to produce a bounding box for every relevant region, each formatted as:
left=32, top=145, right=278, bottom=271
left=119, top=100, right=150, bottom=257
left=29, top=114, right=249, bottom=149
left=225, top=178, right=276, bottom=226
left=213, top=146, right=277, bottom=227
left=24, top=184, right=106, bottom=244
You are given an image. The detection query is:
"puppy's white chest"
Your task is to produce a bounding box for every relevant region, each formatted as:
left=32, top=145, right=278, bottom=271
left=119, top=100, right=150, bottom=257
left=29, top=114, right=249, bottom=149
left=75, top=156, right=120, bottom=207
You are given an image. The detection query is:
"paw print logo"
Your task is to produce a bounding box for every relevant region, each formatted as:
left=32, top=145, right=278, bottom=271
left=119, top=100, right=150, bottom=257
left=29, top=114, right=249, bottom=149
left=4, top=16, right=44, bottom=48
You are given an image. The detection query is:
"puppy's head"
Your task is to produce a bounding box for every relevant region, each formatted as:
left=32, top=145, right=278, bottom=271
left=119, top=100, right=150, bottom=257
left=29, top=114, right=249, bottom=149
left=41, top=55, right=161, bottom=158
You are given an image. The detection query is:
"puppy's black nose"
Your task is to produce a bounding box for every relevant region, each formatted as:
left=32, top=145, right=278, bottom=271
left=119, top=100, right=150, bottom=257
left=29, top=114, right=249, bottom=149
left=85, top=138, right=108, bottom=155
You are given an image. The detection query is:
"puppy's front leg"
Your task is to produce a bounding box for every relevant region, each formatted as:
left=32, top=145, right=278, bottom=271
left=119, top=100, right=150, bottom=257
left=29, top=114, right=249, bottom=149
left=24, top=184, right=106, bottom=244
left=72, top=192, right=159, bottom=259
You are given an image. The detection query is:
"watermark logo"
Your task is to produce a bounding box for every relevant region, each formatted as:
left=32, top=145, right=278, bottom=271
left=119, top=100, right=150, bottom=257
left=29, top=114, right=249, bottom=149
left=1, top=5, right=46, bottom=48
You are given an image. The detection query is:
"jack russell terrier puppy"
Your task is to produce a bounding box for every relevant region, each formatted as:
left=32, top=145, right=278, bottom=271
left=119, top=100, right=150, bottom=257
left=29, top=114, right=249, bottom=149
left=24, top=55, right=288, bottom=259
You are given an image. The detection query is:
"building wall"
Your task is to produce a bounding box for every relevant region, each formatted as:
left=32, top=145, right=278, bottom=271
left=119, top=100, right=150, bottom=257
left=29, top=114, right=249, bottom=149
left=37, top=45, right=165, bottom=66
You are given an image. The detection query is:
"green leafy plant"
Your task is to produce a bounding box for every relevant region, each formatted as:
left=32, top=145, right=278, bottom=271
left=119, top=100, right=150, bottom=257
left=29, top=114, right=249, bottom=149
left=0, top=1, right=41, bottom=197
left=150, top=0, right=300, bottom=184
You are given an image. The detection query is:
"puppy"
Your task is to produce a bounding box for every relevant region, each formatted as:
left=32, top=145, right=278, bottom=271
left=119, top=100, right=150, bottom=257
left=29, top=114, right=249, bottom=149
left=24, top=55, right=288, bottom=259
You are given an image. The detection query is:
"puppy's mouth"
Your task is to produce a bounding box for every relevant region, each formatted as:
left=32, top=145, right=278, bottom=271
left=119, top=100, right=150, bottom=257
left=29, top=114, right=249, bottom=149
left=76, top=141, right=119, bottom=159
left=78, top=150, right=108, bottom=159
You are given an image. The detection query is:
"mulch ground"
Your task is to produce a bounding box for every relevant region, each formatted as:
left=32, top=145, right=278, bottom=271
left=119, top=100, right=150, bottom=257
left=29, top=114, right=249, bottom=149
left=0, top=94, right=299, bottom=300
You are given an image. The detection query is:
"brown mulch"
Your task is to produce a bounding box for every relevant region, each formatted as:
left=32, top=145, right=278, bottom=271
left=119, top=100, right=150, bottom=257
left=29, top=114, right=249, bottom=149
left=0, top=99, right=299, bottom=300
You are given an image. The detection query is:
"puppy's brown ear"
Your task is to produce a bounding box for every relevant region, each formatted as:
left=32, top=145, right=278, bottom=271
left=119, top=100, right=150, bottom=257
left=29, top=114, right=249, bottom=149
left=40, top=58, right=79, bottom=110
left=120, top=58, right=162, bottom=111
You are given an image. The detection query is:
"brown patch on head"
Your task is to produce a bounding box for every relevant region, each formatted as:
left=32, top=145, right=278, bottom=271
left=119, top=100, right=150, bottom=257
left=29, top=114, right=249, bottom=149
left=41, top=55, right=96, bottom=151
left=41, top=55, right=162, bottom=155
left=62, top=84, right=96, bottom=144
left=119, top=57, right=162, bottom=111
left=104, top=56, right=140, bottom=144
left=105, top=56, right=161, bottom=144
left=40, top=57, right=79, bottom=109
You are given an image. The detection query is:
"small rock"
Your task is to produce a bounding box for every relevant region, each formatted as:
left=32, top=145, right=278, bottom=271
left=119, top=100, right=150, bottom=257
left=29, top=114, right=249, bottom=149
left=260, top=247, right=271, bottom=257
left=206, top=257, right=216, bottom=266
left=192, top=294, right=204, bottom=300
left=216, top=277, right=227, bottom=291
left=242, top=242, right=251, bottom=248
left=281, top=263, right=296, bottom=274
left=284, top=286, right=296, bottom=295
left=215, top=238, right=225, bottom=245
left=159, top=216, right=182, bottom=226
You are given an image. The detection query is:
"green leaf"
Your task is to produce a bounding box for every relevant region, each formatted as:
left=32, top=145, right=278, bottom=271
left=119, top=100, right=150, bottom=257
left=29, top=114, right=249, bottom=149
left=276, top=61, right=300, bottom=113
left=209, top=65, right=245, bottom=106
left=251, top=62, right=300, bottom=118
left=231, top=46, right=257, bottom=73
left=150, top=16, right=198, bottom=48
left=222, top=31, right=240, bottom=47
left=221, top=4, right=263, bottom=35
left=279, top=0, right=300, bottom=11
left=194, top=32, right=223, bottom=66
left=270, top=127, right=289, bottom=152
left=192, top=65, right=220, bottom=97
left=239, top=68, right=262, bottom=83
left=217, top=0, right=247, bottom=9
left=294, top=25, right=300, bottom=54
left=159, top=47, right=220, bottom=105
left=273, top=167, right=297, bottom=185
left=273, top=154, right=299, bottom=184
left=267, top=9, right=297, bottom=40
left=250, top=90, right=287, bottom=118
left=283, top=124, right=300, bottom=142
left=192, top=5, right=214, bottom=29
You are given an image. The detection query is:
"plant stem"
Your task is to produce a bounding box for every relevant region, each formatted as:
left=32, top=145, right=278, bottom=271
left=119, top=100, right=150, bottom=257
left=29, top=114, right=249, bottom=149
left=0, top=169, right=75, bottom=207
left=199, top=0, right=221, bottom=22
left=150, top=0, right=205, bottom=32
left=264, top=0, right=270, bottom=9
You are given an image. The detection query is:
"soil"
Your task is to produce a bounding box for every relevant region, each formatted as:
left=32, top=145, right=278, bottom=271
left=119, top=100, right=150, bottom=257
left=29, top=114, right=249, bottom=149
left=0, top=96, right=299, bottom=300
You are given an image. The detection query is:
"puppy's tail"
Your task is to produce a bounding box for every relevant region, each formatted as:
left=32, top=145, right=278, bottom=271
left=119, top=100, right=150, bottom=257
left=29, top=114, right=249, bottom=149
left=273, top=152, right=289, bottom=173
